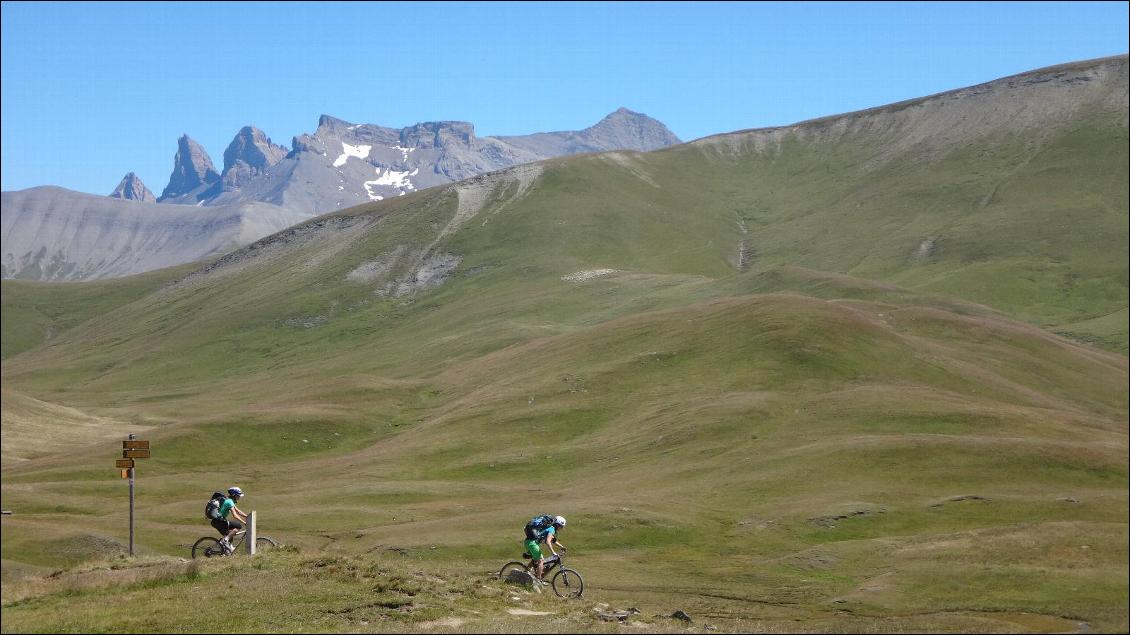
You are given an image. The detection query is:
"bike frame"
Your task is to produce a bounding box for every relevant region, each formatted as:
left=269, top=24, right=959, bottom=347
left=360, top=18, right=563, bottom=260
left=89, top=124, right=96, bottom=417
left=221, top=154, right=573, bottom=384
left=227, top=530, right=248, bottom=549
left=192, top=524, right=276, bottom=559
left=528, top=552, right=563, bottom=574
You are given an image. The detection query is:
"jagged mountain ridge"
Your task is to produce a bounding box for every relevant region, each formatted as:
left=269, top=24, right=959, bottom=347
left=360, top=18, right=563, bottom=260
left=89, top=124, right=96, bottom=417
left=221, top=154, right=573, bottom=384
left=152, top=108, right=682, bottom=215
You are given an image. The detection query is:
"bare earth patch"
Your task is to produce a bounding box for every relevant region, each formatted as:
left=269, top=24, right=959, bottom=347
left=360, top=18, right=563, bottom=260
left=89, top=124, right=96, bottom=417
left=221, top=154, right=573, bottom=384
left=561, top=269, right=620, bottom=282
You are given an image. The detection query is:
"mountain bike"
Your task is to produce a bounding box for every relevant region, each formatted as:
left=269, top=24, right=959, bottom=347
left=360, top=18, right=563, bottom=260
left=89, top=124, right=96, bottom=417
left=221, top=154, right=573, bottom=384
left=498, top=548, right=584, bottom=598
left=191, top=528, right=278, bottom=558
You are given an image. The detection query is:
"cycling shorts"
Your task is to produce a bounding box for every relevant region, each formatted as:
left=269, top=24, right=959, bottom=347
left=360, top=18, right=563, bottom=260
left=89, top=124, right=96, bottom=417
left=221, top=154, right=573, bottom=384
left=524, top=539, right=543, bottom=561
left=211, top=517, right=243, bottom=535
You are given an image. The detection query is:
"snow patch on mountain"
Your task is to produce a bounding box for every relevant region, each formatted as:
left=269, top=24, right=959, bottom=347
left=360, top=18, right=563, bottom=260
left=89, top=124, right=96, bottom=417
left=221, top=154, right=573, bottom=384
left=363, top=167, right=418, bottom=201
left=333, top=142, right=372, bottom=167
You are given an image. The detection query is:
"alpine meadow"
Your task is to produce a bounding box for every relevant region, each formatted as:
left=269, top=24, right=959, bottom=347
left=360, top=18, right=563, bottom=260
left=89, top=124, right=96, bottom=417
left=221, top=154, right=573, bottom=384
left=1, top=56, right=1127, bottom=633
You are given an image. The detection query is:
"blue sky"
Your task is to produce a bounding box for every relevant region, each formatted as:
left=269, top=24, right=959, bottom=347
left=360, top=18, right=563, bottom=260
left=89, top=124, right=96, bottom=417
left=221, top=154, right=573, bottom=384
left=2, top=1, right=1127, bottom=196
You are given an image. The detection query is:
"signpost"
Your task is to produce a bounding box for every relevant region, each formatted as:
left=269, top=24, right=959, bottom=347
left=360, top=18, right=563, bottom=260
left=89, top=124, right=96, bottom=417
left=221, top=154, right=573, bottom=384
left=248, top=511, right=257, bottom=555
left=119, top=434, right=150, bottom=556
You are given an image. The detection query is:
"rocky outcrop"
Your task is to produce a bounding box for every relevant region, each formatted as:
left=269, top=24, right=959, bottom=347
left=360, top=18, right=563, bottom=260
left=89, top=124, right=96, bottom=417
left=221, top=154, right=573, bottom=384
left=108, top=172, right=155, bottom=202
left=158, top=135, right=220, bottom=202
left=314, top=114, right=354, bottom=137
left=399, top=121, right=476, bottom=149
left=221, top=126, right=289, bottom=191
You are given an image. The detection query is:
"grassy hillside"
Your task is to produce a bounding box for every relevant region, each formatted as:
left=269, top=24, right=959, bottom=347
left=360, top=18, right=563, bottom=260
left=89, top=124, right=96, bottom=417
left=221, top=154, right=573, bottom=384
left=0, top=263, right=198, bottom=360
left=2, top=57, right=1127, bottom=632
left=2, top=274, right=1125, bottom=631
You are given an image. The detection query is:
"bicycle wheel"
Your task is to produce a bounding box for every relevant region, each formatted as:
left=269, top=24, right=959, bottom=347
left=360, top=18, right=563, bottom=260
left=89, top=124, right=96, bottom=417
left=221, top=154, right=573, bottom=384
left=551, top=567, right=584, bottom=598
left=191, top=537, right=224, bottom=559
left=255, top=536, right=278, bottom=551
left=498, top=561, right=530, bottom=580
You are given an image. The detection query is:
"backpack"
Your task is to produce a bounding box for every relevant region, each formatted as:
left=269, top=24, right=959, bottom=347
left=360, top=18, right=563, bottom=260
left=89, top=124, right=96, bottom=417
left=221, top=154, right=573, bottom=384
left=204, top=492, right=226, bottom=520
left=524, top=514, right=555, bottom=541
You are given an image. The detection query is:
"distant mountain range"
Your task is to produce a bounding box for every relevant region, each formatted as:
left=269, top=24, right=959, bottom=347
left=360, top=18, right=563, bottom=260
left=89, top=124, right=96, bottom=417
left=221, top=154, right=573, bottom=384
left=2, top=109, right=680, bottom=281
left=153, top=107, right=680, bottom=215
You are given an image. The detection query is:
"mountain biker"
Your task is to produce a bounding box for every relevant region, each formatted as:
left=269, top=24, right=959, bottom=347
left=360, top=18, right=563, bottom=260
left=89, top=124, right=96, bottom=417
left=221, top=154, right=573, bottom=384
left=524, top=515, right=567, bottom=582
left=212, top=486, right=249, bottom=554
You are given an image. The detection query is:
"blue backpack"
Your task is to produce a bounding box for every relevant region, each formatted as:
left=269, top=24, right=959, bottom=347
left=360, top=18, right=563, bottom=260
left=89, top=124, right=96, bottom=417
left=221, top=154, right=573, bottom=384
left=524, top=514, right=555, bottom=541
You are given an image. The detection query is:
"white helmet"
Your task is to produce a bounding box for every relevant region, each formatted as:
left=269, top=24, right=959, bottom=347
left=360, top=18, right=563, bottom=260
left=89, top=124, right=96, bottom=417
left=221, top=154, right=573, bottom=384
left=227, top=486, right=244, bottom=498
left=554, top=515, right=566, bottom=527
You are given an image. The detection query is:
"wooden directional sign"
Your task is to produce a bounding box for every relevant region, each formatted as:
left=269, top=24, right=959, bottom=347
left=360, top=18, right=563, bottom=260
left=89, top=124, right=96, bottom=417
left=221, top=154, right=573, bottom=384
left=122, top=449, right=150, bottom=459
left=116, top=459, right=135, bottom=469
left=122, top=440, right=149, bottom=450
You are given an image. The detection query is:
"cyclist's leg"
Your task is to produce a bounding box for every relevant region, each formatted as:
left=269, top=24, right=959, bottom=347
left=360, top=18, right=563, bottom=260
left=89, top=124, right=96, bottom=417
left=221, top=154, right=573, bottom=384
left=524, top=539, right=545, bottom=579
left=213, top=519, right=237, bottom=552
left=213, top=517, right=237, bottom=550
left=225, top=519, right=244, bottom=550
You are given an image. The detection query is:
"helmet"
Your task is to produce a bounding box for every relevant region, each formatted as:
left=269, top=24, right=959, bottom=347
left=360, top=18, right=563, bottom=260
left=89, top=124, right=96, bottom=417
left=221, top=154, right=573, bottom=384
left=554, top=515, right=566, bottom=527
left=227, top=486, right=244, bottom=498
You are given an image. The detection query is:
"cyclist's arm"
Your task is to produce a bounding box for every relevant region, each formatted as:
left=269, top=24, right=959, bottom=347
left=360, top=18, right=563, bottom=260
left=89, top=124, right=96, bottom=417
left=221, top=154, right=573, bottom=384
left=231, top=506, right=249, bottom=523
left=546, top=532, right=560, bottom=555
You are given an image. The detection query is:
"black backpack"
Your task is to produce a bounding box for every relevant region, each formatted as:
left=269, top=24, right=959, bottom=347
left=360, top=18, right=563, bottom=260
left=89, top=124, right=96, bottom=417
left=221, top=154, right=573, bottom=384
left=204, top=492, right=226, bottom=520
left=524, top=514, right=555, bottom=540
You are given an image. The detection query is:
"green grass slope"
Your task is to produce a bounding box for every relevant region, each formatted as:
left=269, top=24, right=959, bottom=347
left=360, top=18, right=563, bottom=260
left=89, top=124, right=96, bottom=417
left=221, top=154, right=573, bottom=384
left=0, top=263, right=197, bottom=360
left=2, top=56, right=1127, bottom=632
left=2, top=280, right=1125, bottom=631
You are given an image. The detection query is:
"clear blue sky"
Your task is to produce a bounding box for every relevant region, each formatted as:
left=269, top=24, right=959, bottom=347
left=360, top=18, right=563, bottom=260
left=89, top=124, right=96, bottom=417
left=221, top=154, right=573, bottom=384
left=2, top=1, right=1127, bottom=195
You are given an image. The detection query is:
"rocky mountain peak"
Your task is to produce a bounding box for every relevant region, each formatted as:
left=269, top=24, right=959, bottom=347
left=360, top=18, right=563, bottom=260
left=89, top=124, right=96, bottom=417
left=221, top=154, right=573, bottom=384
left=158, top=135, right=220, bottom=202
left=583, top=108, right=682, bottom=151
left=221, top=126, right=289, bottom=191
left=315, top=114, right=354, bottom=137
left=108, top=172, right=155, bottom=203
left=399, top=121, right=476, bottom=149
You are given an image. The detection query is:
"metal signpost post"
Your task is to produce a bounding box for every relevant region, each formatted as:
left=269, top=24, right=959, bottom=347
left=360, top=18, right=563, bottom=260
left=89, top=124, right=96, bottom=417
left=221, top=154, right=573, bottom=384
left=120, top=435, right=150, bottom=557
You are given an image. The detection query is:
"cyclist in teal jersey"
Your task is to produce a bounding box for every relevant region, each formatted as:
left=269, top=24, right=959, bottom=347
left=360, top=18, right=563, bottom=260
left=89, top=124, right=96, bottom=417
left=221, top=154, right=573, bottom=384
left=524, top=515, right=567, bottom=581
left=215, top=486, right=249, bottom=554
